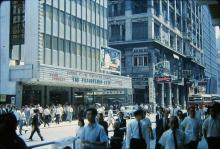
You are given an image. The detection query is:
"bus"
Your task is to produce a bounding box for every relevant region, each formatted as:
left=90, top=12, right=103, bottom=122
left=188, top=94, right=220, bottom=105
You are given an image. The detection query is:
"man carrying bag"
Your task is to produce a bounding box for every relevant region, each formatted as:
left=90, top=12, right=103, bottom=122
left=126, top=109, right=147, bottom=149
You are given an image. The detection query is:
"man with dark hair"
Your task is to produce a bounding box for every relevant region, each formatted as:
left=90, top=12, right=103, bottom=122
left=126, top=109, right=147, bottom=149
left=29, top=109, right=44, bottom=141
left=159, top=116, right=187, bottom=149
left=115, top=111, right=126, bottom=138
left=81, top=108, right=108, bottom=149
left=97, top=113, right=108, bottom=136
left=155, top=109, right=170, bottom=149
left=0, top=113, right=27, bottom=149
left=203, top=104, right=220, bottom=149
left=181, top=106, right=201, bottom=149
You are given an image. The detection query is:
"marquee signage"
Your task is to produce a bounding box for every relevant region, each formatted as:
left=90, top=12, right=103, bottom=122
left=39, top=65, right=132, bottom=89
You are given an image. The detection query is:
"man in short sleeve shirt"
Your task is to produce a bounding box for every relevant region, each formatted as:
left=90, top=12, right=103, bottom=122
left=81, top=108, right=108, bottom=149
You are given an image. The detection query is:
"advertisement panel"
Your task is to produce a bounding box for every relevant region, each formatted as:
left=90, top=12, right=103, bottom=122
left=100, top=47, right=121, bottom=73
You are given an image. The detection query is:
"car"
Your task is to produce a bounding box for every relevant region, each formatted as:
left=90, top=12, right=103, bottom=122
left=123, top=106, right=138, bottom=119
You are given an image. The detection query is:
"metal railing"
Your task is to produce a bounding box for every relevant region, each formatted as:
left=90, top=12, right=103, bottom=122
left=27, top=137, right=77, bottom=149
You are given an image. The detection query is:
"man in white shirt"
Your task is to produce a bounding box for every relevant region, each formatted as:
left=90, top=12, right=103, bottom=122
left=81, top=108, right=108, bottom=149
left=126, top=109, right=147, bottom=149
left=43, top=106, right=50, bottom=127
left=181, top=106, right=201, bottom=149
left=108, top=107, right=114, bottom=126
left=142, top=110, right=153, bottom=149
left=203, top=103, right=220, bottom=149
left=159, top=116, right=188, bottom=149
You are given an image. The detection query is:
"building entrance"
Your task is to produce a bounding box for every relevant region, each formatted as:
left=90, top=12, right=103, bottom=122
left=50, top=91, right=68, bottom=105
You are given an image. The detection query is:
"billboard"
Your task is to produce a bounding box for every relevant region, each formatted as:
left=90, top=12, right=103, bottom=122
left=100, top=47, right=121, bottom=73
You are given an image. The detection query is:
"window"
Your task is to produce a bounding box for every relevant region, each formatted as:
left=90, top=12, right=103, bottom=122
left=134, top=56, right=138, bottom=66
left=110, top=23, right=125, bottom=41
left=53, top=8, right=58, bottom=36
left=132, top=0, right=147, bottom=14
left=45, top=34, right=51, bottom=49
left=108, top=1, right=125, bottom=17
left=132, top=21, right=148, bottom=40
left=59, top=39, right=64, bottom=51
left=154, top=23, right=160, bottom=39
left=144, top=55, right=148, bottom=66
left=45, top=5, right=52, bottom=34
left=52, top=36, right=58, bottom=50
left=154, top=0, right=160, bottom=16
left=65, top=40, right=70, bottom=53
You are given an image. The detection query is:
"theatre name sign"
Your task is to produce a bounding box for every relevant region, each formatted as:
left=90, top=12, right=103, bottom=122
left=39, top=65, right=131, bottom=89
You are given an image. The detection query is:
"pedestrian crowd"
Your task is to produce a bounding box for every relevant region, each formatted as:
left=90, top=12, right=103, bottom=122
left=0, top=102, right=220, bottom=149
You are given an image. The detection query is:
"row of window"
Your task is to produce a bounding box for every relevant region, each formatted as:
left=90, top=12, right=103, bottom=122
left=109, top=21, right=148, bottom=41
left=44, top=34, right=99, bottom=71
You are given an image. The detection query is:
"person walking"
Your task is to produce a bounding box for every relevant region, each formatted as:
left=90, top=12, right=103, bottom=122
left=108, top=107, right=114, bottom=127
left=155, top=109, right=170, bottom=149
left=97, top=113, right=108, bottom=136
left=203, top=104, right=220, bottom=149
left=29, top=109, right=44, bottom=141
left=115, top=111, right=126, bottom=138
left=181, top=106, right=202, bottom=149
left=80, top=108, right=108, bottom=149
left=55, top=106, right=61, bottom=124
left=43, top=106, right=50, bottom=127
left=142, top=110, right=153, bottom=149
left=126, top=109, right=147, bottom=149
left=159, top=116, right=188, bottom=149
left=75, top=118, right=85, bottom=149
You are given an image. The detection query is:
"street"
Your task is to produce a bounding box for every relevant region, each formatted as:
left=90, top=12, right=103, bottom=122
left=18, top=115, right=208, bottom=149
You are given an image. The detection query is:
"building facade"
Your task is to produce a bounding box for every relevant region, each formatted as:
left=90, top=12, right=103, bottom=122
left=202, top=6, right=218, bottom=94
left=0, top=0, right=132, bottom=107
left=108, top=0, right=205, bottom=107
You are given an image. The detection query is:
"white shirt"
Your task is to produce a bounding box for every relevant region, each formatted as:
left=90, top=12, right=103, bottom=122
left=126, top=119, right=148, bottom=149
left=142, top=118, right=152, bottom=149
left=108, top=109, right=113, bottom=118
left=181, top=116, right=201, bottom=141
left=44, top=108, right=50, bottom=116
left=203, top=116, right=220, bottom=137
left=159, top=129, right=188, bottom=149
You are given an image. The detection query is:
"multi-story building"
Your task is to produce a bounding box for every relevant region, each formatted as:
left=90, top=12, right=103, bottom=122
left=218, top=51, right=220, bottom=94
left=0, top=0, right=132, bottom=107
left=202, top=6, right=218, bottom=94
left=108, top=0, right=205, bottom=107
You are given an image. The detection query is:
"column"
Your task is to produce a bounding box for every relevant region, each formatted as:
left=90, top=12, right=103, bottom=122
left=148, top=0, right=154, bottom=40
left=167, top=0, right=170, bottom=23
left=168, top=82, right=172, bottom=106
left=46, top=86, right=50, bottom=105
left=15, top=82, right=23, bottom=108
left=159, top=0, right=162, bottom=19
left=120, top=24, right=122, bottom=40
left=125, top=0, right=132, bottom=41
left=176, top=85, right=179, bottom=105
left=161, top=83, right=165, bottom=107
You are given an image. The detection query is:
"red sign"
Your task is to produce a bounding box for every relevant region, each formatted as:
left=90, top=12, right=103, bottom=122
left=155, top=76, right=171, bottom=82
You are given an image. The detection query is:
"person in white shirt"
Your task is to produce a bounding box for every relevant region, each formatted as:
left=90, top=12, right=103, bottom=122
left=159, top=116, right=188, bottom=149
left=181, top=106, right=201, bottom=149
left=75, top=118, right=85, bottom=149
left=203, top=103, right=220, bottom=149
left=126, top=109, right=147, bottom=149
left=55, top=106, right=61, bottom=124
left=43, top=106, right=50, bottom=127
left=142, top=110, right=153, bottom=149
left=108, top=107, right=114, bottom=127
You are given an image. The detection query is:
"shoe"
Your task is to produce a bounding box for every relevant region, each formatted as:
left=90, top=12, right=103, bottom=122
left=41, top=138, right=44, bottom=141
left=29, top=138, right=33, bottom=141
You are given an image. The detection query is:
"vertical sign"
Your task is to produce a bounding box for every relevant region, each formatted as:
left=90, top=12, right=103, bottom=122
left=148, top=78, right=155, bottom=103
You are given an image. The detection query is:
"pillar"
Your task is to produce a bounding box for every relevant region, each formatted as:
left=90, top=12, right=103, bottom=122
left=159, top=0, right=162, bottom=19
left=15, top=82, right=23, bottom=108
left=176, top=86, right=179, bottom=105
left=161, top=83, right=165, bottom=107
left=168, top=82, right=172, bottom=106
left=125, top=0, right=132, bottom=41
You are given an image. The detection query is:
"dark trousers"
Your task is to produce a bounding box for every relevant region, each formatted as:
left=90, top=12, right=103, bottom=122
left=207, top=137, right=220, bottom=149
left=44, top=115, right=50, bottom=127
left=187, top=140, right=198, bottom=149
left=55, top=114, right=60, bottom=124
left=29, top=126, right=43, bottom=140
left=130, top=138, right=147, bottom=149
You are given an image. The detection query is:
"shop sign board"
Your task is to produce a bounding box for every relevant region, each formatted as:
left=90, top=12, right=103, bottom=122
left=39, top=65, right=132, bottom=89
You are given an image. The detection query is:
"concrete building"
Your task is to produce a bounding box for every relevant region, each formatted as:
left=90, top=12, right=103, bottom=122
left=108, top=0, right=205, bottom=107
left=218, top=51, right=220, bottom=94
left=202, top=6, right=218, bottom=94
left=0, top=0, right=132, bottom=107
